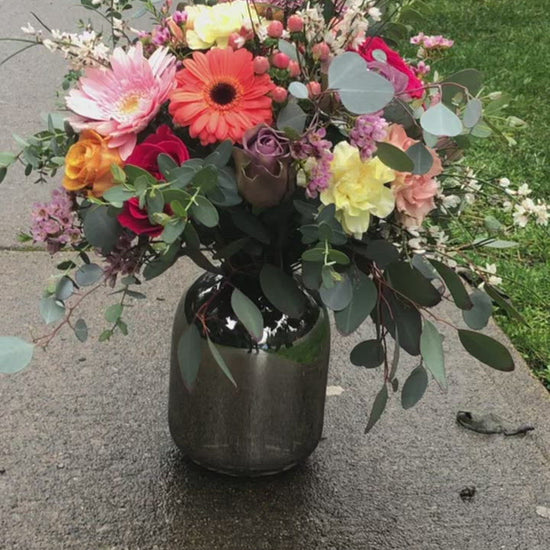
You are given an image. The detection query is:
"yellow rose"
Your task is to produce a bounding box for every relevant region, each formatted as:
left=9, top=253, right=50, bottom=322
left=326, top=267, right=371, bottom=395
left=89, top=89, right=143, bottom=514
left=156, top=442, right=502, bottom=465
left=186, top=2, right=257, bottom=49
left=63, top=130, right=123, bottom=197
left=320, top=142, right=395, bottom=237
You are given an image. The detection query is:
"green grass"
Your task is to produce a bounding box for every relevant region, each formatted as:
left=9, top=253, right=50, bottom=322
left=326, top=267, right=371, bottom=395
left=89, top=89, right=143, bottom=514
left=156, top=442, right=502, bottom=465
left=421, top=0, right=550, bottom=385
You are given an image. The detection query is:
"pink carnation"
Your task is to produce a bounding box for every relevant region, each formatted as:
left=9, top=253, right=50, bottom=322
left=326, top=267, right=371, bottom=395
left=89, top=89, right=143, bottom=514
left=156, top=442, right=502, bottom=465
left=385, top=125, right=442, bottom=227
left=66, top=43, right=176, bottom=160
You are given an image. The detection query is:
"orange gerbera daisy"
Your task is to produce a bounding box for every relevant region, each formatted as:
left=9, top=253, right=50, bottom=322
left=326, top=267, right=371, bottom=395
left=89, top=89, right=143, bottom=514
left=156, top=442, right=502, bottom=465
left=169, top=48, right=275, bottom=146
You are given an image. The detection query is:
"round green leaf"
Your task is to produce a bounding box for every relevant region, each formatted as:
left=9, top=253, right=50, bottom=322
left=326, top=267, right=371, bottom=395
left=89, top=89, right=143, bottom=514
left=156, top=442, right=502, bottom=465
left=406, top=142, right=434, bottom=175
left=458, top=330, right=514, bottom=371
left=0, top=337, right=34, bottom=374
left=276, top=101, right=307, bottom=133
left=401, top=365, right=428, bottom=409
left=335, top=272, right=377, bottom=335
left=463, top=98, right=483, bottom=128
left=177, top=323, right=203, bottom=390
left=320, top=273, right=353, bottom=311
left=289, top=81, right=309, bottom=99
left=75, top=263, right=103, bottom=287
left=420, top=103, right=463, bottom=137
left=260, top=265, right=306, bottom=319
left=350, top=339, right=384, bottom=368
left=74, top=319, right=88, bottom=343
left=105, top=304, right=123, bottom=323
left=40, top=296, right=65, bottom=325
left=462, top=290, right=492, bottom=330
left=83, top=205, right=122, bottom=254
left=55, top=276, right=74, bottom=301
left=190, top=196, right=219, bottom=227
left=231, top=288, right=264, bottom=340
left=420, top=320, right=446, bottom=390
left=329, top=52, right=395, bottom=114
left=376, top=142, right=414, bottom=172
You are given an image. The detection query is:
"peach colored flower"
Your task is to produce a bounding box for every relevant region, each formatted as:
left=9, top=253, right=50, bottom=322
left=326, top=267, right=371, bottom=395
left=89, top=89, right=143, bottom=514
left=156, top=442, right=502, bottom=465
left=63, top=130, right=123, bottom=197
left=385, top=124, right=442, bottom=227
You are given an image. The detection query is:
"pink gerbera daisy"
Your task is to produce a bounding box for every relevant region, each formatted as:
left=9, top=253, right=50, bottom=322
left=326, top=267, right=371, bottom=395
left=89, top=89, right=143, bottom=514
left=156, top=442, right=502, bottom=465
left=66, top=43, right=176, bottom=160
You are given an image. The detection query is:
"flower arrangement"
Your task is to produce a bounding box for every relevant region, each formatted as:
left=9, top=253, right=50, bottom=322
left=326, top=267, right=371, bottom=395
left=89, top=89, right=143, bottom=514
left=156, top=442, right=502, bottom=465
left=0, top=0, right=547, bottom=431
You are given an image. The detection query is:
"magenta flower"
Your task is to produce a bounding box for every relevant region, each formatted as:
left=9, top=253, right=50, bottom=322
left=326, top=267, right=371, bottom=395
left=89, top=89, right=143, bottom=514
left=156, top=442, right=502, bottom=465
left=66, top=43, right=176, bottom=160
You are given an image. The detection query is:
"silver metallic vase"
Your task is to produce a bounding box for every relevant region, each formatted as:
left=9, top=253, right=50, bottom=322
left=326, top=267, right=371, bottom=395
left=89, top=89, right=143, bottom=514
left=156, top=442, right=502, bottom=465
left=168, top=273, right=331, bottom=476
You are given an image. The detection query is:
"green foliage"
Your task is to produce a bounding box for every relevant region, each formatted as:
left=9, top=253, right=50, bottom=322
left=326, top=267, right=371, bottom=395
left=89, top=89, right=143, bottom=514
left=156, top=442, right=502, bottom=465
left=458, top=330, right=514, bottom=372
left=260, top=265, right=306, bottom=319
left=206, top=337, right=237, bottom=387
left=335, top=270, right=377, bottom=335
left=177, top=324, right=202, bottom=391
left=401, top=365, right=428, bottom=409
left=420, top=320, right=446, bottom=390
left=328, top=52, right=394, bottom=114
left=365, top=384, right=388, bottom=433
left=231, top=288, right=264, bottom=341
left=350, top=340, right=384, bottom=368
left=426, top=0, right=550, bottom=384
left=0, top=337, right=34, bottom=374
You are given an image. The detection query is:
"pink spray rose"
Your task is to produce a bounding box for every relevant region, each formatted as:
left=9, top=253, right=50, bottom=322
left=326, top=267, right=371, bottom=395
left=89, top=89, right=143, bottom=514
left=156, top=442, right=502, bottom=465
left=385, top=125, right=442, bottom=227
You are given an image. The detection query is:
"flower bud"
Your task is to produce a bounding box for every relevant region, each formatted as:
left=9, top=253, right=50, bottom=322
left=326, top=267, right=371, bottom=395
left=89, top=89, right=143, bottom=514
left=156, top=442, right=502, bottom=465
left=312, top=42, right=330, bottom=62
left=271, top=86, right=288, bottom=102
left=287, top=15, right=304, bottom=33
left=288, top=60, right=300, bottom=77
left=307, top=81, right=321, bottom=97
left=267, top=20, right=284, bottom=38
left=272, top=52, right=290, bottom=69
left=253, top=56, right=270, bottom=74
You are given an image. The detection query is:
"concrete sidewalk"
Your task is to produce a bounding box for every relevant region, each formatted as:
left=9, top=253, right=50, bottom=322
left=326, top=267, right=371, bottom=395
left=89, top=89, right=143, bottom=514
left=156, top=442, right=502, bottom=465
left=1, top=250, right=549, bottom=549
left=1, top=1, right=549, bottom=548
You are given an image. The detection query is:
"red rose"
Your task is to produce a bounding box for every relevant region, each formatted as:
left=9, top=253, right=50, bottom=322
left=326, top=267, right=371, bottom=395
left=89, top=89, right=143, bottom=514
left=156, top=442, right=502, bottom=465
left=358, top=37, right=424, bottom=99
left=118, top=125, right=188, bottom=236
left=125, top=124, right=190, bottom=180
left=118, top=197, right=168, bottom=237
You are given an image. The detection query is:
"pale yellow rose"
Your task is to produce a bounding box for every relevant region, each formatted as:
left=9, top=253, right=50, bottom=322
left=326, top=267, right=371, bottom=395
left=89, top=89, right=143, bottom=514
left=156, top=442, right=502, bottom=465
left=320, top=142, right=395, bottom=238
left=185, top=2, right=257, bottom=49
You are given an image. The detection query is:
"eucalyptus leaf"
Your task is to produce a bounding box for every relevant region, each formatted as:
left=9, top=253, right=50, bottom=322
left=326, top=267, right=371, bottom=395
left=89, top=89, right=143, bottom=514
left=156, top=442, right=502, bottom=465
left=406, top=142, right=434, bottom=175
left=260, top=265, right=306, bottom=319
left=55, top=276, right=74, bottom=301
left=0, top=337, right=34, bottom=374
left=157, top=153, right=178, bottom=178
left=458, top=330, right=514, bottom=371
left=376, top=142, right=414, bottom=172
left=361, top=239, right=399, bottom=268
left=302, top=260, right=323, bottom=290
left=82, top=205, right=121, bottom=254
left=429, top=259, right=472, bottom=310
left=420, top=103, right=463, bottom=137
left=278, top=39, right=298, bottom=61
left=40, top=296, right=65, bottom=325
left=277, top=101, right=307, bottom=133
left=463, top=98, right=483, bottom=128
left=350, top=339, right=384, bottom=368
left=204, top=140, right=233, bottom=168
left=365, top=384, right=388, bottom=433
left=105, top=303, right=123, bottom=323
left=190, top=196, right=219, bottom=227
left=177, top=323, right=203, bottom=390
left=161, top=219, right=186, bottom=244
left=335, top=271, right=377, bottom=335
left=103, top=185, right=135, bottom=207
left=207, top=337, right=237, bottom=387
left=420, top=320, right=446, bottom=390
left=75, top=263, right=103, bottom=287
left=320, top=273, right=353, bottom=311
left=484, top=284, right=526, bottom=324
left=401, top=365, right=428, bottom=409
left=231, top=288, right=264, bottom=340
left=289, top=81, right=309, bottom=99
left=442, top=69, right=483, bottom=105
left=74, top=319, right=88, bottom=343
left=462, top=290, right=492, bottom=330
left=328, top=52, right=394, bottom=114
left=386, top=262, right=441, bottom=307
left=230, top=208, right=270, bottom=244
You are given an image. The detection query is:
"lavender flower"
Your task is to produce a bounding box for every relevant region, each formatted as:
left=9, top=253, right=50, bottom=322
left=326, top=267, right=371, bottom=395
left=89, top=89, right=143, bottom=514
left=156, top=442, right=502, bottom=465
left=350, top=113, right=389, bottom=161
left=30, top=188, right=81, bottom=254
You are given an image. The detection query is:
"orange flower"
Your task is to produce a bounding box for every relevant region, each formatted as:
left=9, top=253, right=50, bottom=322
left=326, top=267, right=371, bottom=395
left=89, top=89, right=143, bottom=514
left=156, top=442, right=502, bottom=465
left=63, top=130, right=123, bottom=197
left=169, top=47, right=275, bottom=146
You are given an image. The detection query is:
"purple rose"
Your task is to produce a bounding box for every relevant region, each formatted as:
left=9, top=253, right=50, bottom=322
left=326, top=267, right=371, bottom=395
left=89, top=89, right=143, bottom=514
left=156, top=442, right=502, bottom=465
left=234, top=125, right=295, bottom=208
left=242, top=124, right=290, bottom=172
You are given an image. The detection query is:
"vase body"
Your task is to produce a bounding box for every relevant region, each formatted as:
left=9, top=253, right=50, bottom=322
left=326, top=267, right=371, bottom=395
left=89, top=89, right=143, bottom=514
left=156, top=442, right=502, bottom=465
left=168, top=273, right=330, bottom=476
